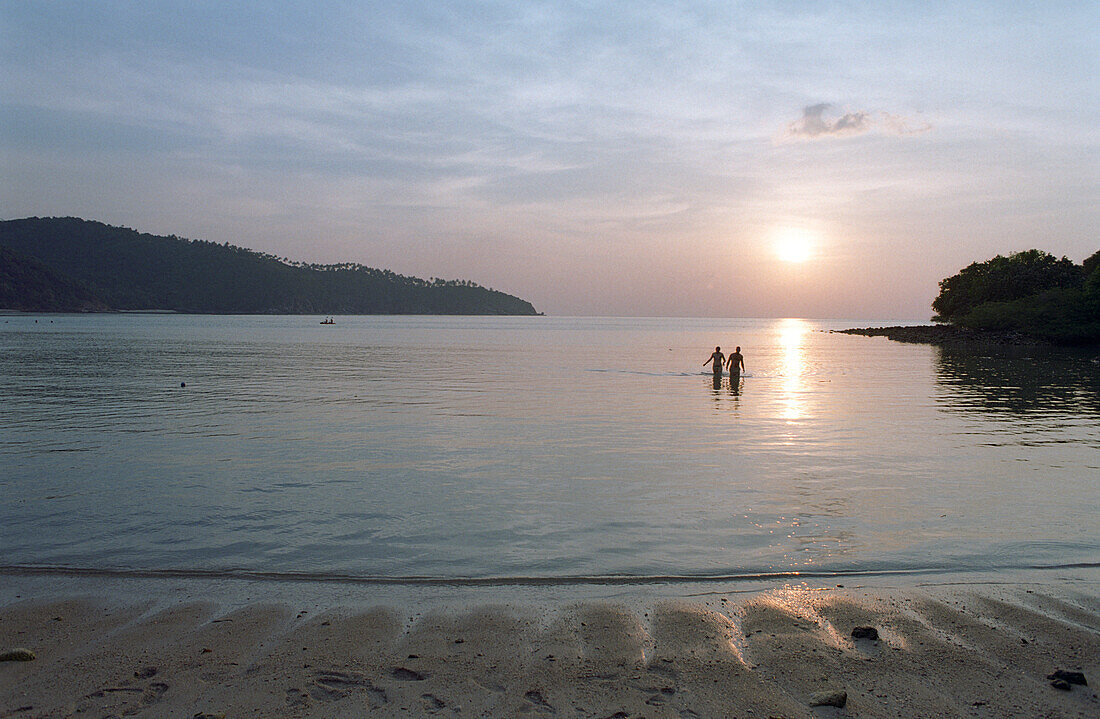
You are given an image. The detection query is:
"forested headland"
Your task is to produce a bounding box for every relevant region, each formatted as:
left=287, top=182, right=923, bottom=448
left=842, top=248, right=1100, bottom=346
left=0, top=217, right=539, bottom=315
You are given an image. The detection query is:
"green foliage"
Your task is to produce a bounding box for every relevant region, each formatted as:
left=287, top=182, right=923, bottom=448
left=0, top=245, right=105, bottom=311
left=932, top=249, right=1083, bottom=320
left=934, top=248, right=1099, bottom=344
left=1085, top=264, right=1100, bottom=314
left=1083, top=249, right=1100, bottom=279
left=954, top=289, right=1100, bottom=343
left=0, top=217, right=539, bottom=315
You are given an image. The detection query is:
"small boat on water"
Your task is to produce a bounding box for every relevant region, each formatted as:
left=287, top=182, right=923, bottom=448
left=319, top=317, right=335, bottom=325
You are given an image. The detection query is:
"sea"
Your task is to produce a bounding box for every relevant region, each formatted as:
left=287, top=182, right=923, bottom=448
left=1, top=315, right=1097, bottom=585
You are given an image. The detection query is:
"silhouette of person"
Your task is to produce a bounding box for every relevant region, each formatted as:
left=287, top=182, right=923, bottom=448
left=726, top=346, right=745, bottom=378
left=703, top=346, right=725, bottom=376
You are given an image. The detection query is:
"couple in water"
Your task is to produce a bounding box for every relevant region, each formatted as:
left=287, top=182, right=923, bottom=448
left=704, top=346, right=744, bottom=378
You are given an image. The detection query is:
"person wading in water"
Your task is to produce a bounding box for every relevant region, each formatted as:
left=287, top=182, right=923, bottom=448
left=703, top=346, right=725, bottom=376
left=726, top=346, right=745, bottom=379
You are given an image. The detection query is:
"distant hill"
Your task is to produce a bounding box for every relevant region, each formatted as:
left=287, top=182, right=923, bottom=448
left=0, top=217, right=539, bottom=315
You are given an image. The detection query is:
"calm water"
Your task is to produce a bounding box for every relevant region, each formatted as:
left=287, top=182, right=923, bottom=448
left=1, top=315, right=1097, bottom=582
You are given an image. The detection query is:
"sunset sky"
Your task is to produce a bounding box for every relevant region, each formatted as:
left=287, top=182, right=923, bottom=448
left=2, top=2, right=1097, bottom=318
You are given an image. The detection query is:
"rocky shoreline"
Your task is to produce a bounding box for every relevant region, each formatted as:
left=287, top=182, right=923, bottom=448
left=835, top=324, right=1053, bottom=346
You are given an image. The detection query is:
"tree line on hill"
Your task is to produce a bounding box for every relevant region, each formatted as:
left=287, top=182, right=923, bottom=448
left=0, top=217, right=539, bottom=315
left=932, top=248, right=1100, bottom=344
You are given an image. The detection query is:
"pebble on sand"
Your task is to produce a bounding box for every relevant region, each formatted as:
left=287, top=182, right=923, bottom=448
left=1047, top=669, right=1087, bottom=686
left=851, top=626, right=879, bottom=640
left=809, top=690, right=847, bottom=707
left=0, top=648, right=36, bottom=662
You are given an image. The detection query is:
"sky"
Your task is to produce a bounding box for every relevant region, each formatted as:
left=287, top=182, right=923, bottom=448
left=1, top=1, right=1097, bottom=318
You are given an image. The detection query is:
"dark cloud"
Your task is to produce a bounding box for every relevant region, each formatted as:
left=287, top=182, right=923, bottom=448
left=787, top=103, right=871, bottom=138
left=785, top=104, right=931, bottom=140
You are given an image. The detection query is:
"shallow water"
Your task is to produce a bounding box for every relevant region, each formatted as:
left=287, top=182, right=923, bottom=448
left=1, top=315, right=1097, bottom=581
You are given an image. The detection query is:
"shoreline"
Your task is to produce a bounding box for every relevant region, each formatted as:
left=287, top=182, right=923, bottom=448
left=837, top=324, right=1100, bottom=349
left=835, top=324, right=1054, bottom=345
left=0, top=309, right=543, bottom=317
left=2, top=570, right=1097, bottom=717
left=3, top=560, right=1099, bottom=588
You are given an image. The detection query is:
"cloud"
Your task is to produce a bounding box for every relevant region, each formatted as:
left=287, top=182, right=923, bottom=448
left=880, top=112, right=934, bottom=135
left=785, top=104, right=931, bottom=140
left=787, top=103, right=870, bottom=138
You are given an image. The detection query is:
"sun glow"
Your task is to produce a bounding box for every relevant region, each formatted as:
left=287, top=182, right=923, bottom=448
left=773, top=228, right=816, bottom=263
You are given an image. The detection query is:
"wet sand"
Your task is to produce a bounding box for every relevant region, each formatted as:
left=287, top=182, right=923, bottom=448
left=1, top=576, right=1098, bottom=718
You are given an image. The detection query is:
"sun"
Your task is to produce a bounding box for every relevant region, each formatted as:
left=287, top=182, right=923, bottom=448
left=773, top=227, right=815, bottom=263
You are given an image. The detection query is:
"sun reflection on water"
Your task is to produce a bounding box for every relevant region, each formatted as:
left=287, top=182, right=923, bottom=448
left=777, top=318, right=809, bottom=420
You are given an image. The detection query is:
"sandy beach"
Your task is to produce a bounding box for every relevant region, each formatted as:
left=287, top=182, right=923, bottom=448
left=2, top=572, right=1097, bottom=718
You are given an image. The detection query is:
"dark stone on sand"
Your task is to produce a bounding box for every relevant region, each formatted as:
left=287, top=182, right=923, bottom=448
left=181, top=382, right=186, bottom=387
left=0, top=648, right=36, bottom=661
left=1047, top=669, right=1087, bottom=686
left=809, top=689, right=847, bottom=707
left=851, top=626, right=879, bottom=640
left=1051, top=679, right=1072, bottom=691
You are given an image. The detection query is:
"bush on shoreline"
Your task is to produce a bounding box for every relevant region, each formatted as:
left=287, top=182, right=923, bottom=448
left=932, top=249, right=1100, bottom=344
